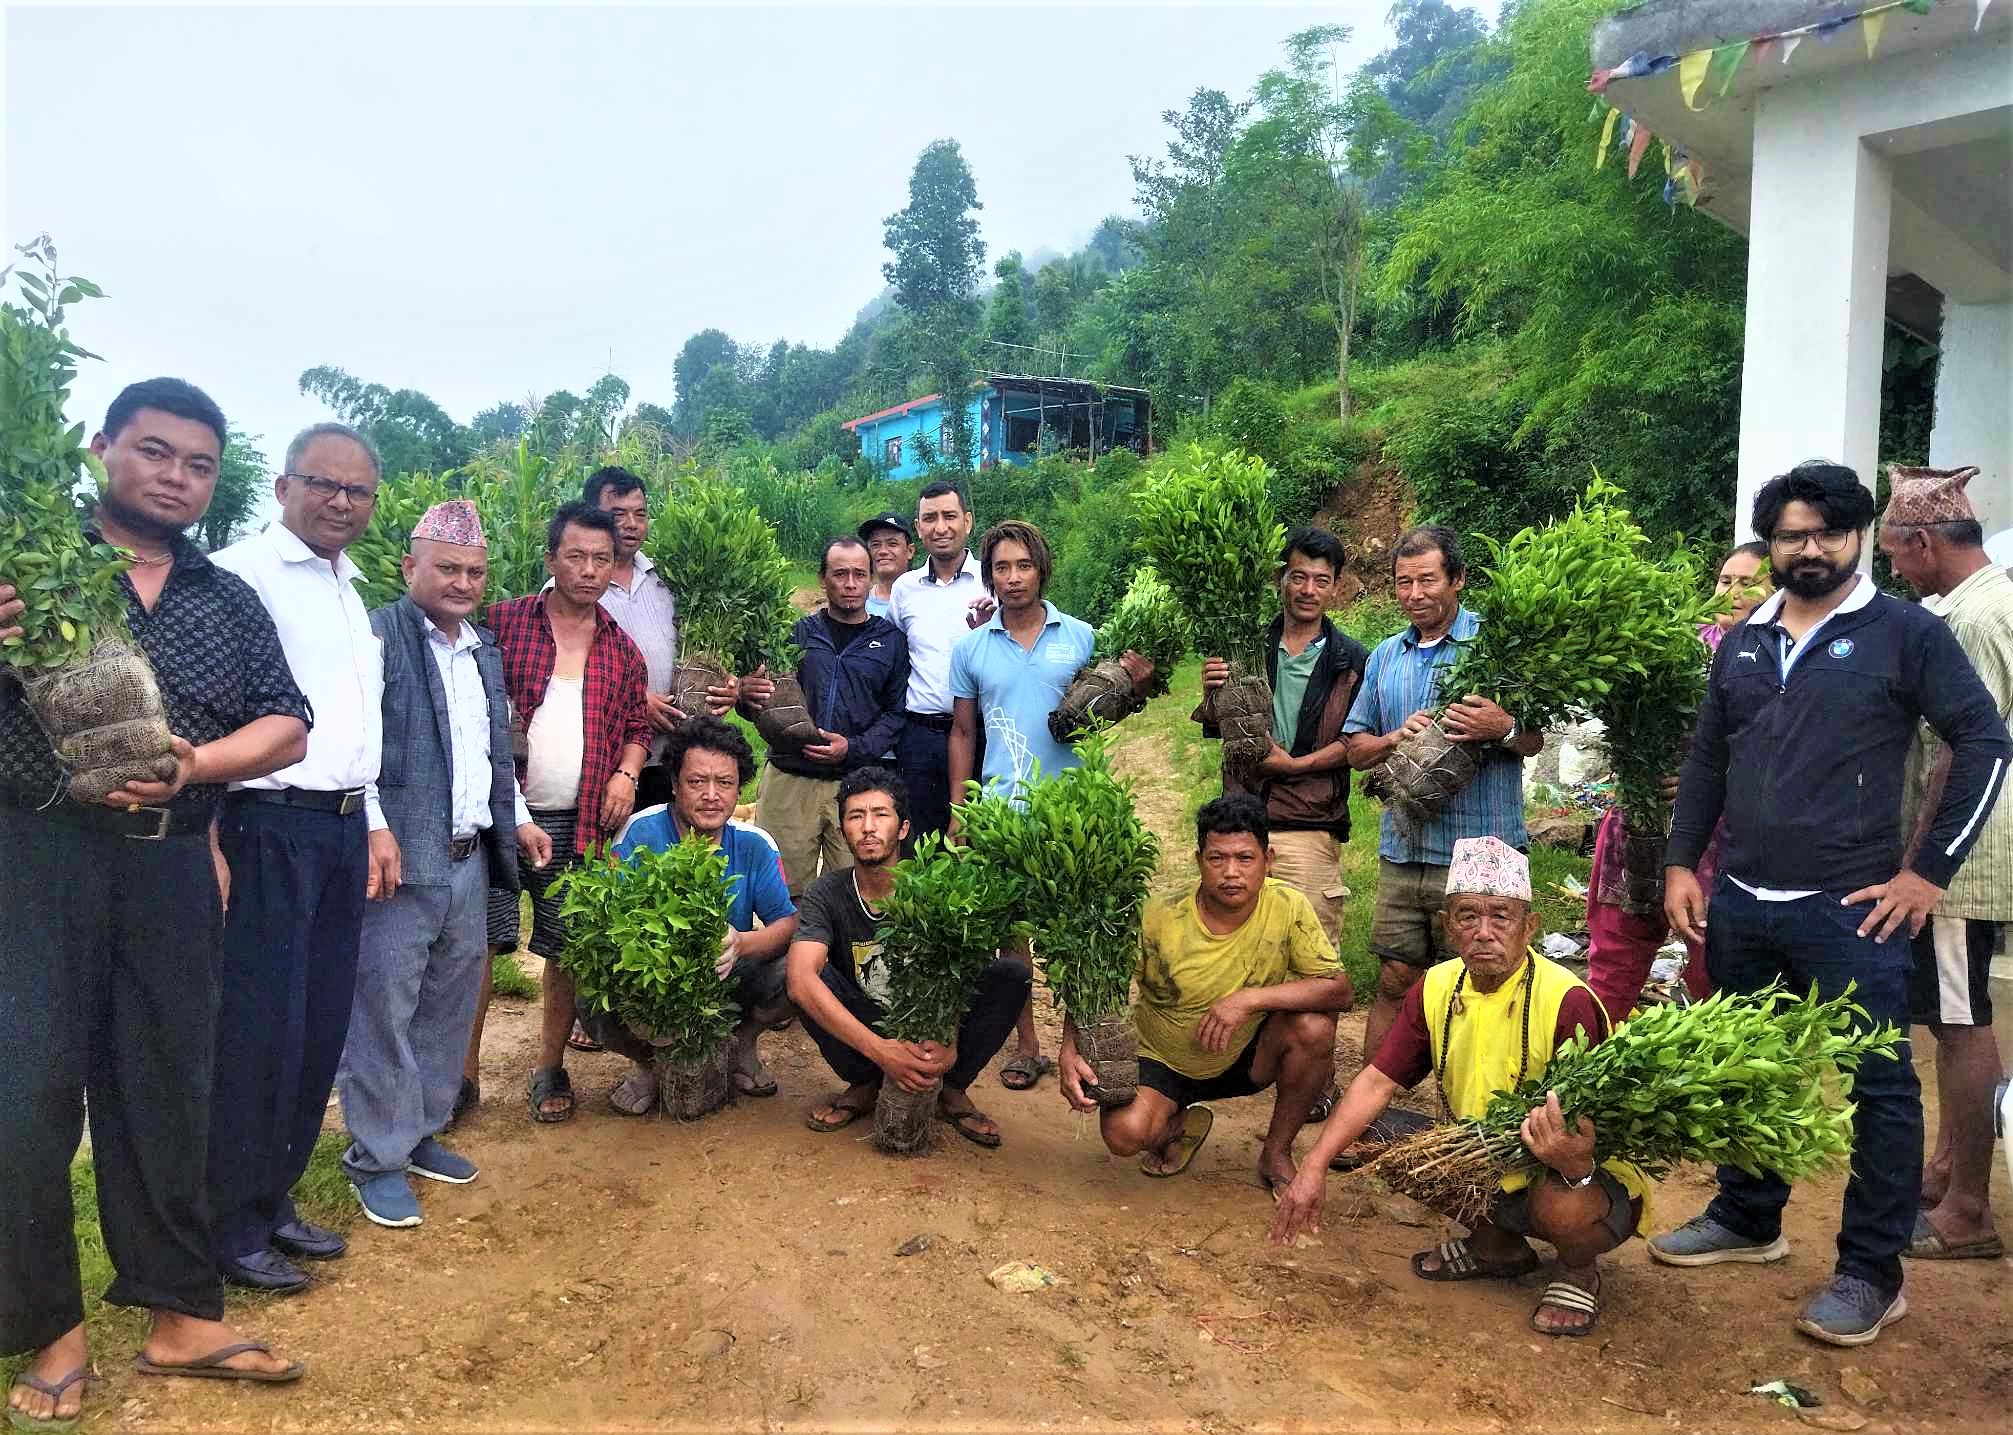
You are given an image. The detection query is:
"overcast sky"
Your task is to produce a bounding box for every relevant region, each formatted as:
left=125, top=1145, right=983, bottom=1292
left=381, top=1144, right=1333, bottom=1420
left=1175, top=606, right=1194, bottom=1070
left=3, top=2, right=1392, bottom=469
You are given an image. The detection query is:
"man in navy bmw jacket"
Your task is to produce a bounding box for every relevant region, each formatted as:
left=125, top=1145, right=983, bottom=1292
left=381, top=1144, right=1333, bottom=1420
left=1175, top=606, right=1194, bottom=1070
left=1651, top=460, right=2010, bottom=1348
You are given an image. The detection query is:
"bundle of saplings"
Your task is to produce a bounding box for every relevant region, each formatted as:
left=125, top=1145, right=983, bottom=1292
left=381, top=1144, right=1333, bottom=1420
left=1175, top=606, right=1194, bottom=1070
left=1363, top=475, right=1705, bottom=832
left=957, top=738, right=1160, bottom=1106
left=1050, top=567, right=1192, bottom=743
left=1361, top=982, right=1901, bottom=1228
left=0, top=237, right=179, bottom=804
left=872, top=832, right=1025, bottom=1151
left=549, top=834, right=740, bottom=1120
left=1133, top=445, right=1283, bottom=774
left=645, top=472, right=817, bottom=745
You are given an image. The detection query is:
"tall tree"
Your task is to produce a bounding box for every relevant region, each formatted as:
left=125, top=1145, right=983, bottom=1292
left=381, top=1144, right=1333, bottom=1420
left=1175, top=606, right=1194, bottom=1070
left=201, top=426, right=267, bottom=551
left=670, top=328, right=740, bottom=436
left=1249, top=25, right=1369, bottom=421
left=297, top=364, right=470, bottom=476
left=882, top=139, right=986, bottom=467
left=987, top=252, right=1032, bottom=355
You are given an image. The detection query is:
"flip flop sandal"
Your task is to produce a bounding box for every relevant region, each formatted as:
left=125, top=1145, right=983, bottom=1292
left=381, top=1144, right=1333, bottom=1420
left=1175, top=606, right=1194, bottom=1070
left=939, top=1106, right=1003, bottom=1148
left=566, top=1022, right=604, bottom=1053
left=1303, top=1081, right=1340, bottom=1125
left=610, top=1068, right=658, bottom=1117
left=1141, top=1104, right=1214, bottom=1177
left=806, top=1093, right=876, bottom=1132
left=528, top=1066, right=575, bottom=1123
left=1906, top=1212, right=2005, bottom=1261
left=1263, top=1172, right=1293, bottom=1203
left=1531, top=1276, right=1602, bottom=1338
left=7, top=1367, right=87, bottom=1432
left=1410, top=1237, right=1541, bottom=1283
left=133, top=1342, right=305, bottom=1383
left=999, top=1054, right=1053, bottom=1091
left=733, top=1069, right=779, bottom=1099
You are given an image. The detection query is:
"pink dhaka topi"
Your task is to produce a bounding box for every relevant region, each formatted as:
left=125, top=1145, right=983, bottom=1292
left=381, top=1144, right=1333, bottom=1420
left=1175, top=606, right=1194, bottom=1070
left=1884, top=465, right=1979, bottom=527
left=1446, top=835, right=1531, bottom=902
left=411, top=499, right=486, bottom=548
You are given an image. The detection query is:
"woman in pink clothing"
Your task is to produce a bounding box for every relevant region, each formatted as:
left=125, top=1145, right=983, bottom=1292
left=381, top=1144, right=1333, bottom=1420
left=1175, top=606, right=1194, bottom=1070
left=1583, top=542, right=1771, bottom=1021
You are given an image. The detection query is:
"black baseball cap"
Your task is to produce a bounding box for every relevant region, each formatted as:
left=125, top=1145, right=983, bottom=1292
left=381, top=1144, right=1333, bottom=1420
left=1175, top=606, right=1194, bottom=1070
left=858, top=510, right=915, bottom=541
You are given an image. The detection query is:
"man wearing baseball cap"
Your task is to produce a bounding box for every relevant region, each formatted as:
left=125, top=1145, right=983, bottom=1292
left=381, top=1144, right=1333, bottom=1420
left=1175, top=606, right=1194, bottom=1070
left=857, top=510, right=915, bottom=618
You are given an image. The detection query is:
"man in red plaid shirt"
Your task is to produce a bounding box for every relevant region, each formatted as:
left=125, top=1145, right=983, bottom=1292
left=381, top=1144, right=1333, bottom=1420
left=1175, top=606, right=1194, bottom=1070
left=486, top=502, right=652, bottom=1124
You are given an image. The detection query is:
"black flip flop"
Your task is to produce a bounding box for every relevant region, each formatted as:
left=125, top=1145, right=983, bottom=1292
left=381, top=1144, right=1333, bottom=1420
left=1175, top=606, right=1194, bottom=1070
left=999, top=1053, right=1052, bottom=1091
left=528, top=1066, right=575, bottom=1123
left=133, top=1342, right=304, bottom=1383
left=7, top=1366, right=86, bottom=1431
left=806, top=1094, right=875, bottom=1132
left=939, top=1106, right=1003, bottom=1148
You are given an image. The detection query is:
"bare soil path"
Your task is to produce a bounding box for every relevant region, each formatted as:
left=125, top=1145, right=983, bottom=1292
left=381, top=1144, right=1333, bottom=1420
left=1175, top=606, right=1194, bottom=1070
left=101, top=720, right=2013, bottom=1432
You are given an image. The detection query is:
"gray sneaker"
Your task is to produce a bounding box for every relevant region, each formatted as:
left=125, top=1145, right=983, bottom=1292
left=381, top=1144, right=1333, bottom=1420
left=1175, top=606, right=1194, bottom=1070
left=1795, top=1276, right=1907, bottom=1347
left=1647, top=1214, right=1790, bottom=1267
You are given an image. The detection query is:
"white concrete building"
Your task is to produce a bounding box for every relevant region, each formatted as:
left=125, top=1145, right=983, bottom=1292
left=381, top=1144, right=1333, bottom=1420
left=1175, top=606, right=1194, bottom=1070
left=1593, top=0, right=2012, bottom=534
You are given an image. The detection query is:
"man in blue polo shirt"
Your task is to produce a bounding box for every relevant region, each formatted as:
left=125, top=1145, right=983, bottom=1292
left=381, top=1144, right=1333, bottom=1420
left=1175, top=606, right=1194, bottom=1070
left=593, top=717, right=799, bottom=1114
left=1342, top=525, right=1543, bottom=1070
left=949, top=520, right=1153, bottom=1090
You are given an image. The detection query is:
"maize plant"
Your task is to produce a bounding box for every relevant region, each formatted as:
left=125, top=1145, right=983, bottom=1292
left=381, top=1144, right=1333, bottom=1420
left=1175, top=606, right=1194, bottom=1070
left=1364, top=981, right=1902, bottom=1228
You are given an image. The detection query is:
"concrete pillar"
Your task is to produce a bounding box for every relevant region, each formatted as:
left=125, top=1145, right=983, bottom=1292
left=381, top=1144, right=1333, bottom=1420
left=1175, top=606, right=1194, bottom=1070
left=1734, top=91, right=1893, bottom=539
left=1929, top=299, right=2013, bottom=536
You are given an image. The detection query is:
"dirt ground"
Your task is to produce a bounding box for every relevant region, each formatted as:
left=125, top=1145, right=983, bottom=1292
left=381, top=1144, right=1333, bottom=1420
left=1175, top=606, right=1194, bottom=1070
left=101, top=725, right=2013, bottom=1433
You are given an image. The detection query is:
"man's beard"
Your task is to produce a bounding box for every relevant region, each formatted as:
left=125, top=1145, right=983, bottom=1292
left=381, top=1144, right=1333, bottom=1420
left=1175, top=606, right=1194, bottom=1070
left=1774, top=557, right=1855, bottom=599
left=98, top=489, right=192, bottom=543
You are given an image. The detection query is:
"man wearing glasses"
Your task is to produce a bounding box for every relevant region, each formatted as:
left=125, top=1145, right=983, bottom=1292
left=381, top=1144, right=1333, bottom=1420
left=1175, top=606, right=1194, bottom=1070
left=205, top=423, right=385, bottom=1294
left=1654, top=459, right=2011, bottom=1347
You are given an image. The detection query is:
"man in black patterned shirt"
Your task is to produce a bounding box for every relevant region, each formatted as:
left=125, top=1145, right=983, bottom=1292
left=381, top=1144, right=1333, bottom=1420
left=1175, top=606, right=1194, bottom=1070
left=1, top=379, right=311, bottom=1425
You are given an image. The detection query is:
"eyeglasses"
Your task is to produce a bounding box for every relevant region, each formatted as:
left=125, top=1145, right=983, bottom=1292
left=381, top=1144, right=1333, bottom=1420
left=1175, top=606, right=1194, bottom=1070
left=1769, top=527, right=1853, bottom=555
left=283, top=473, right=378, bottom=507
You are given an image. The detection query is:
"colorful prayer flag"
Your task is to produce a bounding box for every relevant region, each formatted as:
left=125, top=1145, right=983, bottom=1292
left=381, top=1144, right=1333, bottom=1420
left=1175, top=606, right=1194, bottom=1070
left=1708, top=40, right=1751, bottom=97
left=1782, top=33, right=1804, bottom=63
left=1626, top=123, right=1653, bottom=179
left=1679, top=47, right=1712, bottom=109
left=1863, top=9, right=1889, bottom=57
left=1596, top=105, right=1621, bottom=169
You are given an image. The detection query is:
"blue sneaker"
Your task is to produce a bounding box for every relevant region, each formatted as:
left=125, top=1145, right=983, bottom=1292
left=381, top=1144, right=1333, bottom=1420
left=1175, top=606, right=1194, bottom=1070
left=1795, top=1276, right=1908, bottom=1347
left=1647, top=1214, right=1789, bottom=1267
left=407, top=1136, right=479, bottom=1185
left=353, top=1171, right=423, bottom=1229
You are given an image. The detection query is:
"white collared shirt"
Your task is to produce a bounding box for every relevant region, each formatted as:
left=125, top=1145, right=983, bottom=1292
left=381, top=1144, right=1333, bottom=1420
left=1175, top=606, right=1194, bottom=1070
left=1726, top=575, right=1877, bottom=901
left=212, top=521, right=382, bottom=792
left=887, top=552, right=985, bottom=714
left=365, top=617, right=533, bottom=837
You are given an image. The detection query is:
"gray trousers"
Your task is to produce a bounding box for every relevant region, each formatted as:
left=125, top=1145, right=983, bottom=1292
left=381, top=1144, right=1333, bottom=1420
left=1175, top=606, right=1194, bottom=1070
left=337, top=849, right=489, bottom=1178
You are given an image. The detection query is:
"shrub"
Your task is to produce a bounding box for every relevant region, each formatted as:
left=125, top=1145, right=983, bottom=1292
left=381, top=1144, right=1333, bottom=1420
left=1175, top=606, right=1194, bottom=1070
left=646, top=472, right=800, bottom=672
left=1133, top=444, right=1283, bottom=673
left=877, top=833, right=1025, bottom=1045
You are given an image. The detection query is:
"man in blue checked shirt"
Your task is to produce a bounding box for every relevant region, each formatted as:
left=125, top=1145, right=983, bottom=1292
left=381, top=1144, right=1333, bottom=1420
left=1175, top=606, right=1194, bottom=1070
left=1342, top=524, right=1542, bottom=1072
left=948, top=519, right=1153, bottom=1090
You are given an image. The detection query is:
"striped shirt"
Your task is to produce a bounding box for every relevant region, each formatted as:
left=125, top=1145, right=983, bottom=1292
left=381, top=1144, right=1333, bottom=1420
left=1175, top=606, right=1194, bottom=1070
left=1908, top=563, right=2013, bottom=920
left=1342, top=607, right=1528, bottom=866
left=595, top=551, right=678, bottom=766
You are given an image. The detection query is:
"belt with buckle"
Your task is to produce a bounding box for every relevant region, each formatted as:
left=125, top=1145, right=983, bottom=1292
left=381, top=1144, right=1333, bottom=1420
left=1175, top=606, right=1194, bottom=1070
left=449, top=834, right=482, bottom=862
left=904, top=710, right=955, bottom=734
left=236, top=786, right=368, bottom=817
left=0, top=786, right=205, bottom=841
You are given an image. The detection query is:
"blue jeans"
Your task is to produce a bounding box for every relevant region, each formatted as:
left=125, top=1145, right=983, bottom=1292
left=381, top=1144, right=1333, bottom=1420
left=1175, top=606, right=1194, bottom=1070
left=1702, top=878, right=1920, bottom=1295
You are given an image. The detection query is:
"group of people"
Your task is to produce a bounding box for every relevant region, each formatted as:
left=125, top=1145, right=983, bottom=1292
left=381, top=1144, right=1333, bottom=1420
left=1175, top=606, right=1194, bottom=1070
left=1, top=377, right=2006, bottom=1429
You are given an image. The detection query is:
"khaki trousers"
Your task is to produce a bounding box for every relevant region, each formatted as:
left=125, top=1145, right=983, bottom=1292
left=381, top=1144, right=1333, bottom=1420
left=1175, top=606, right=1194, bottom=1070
left=1268, top=829, right=1349, bottom=950
left=754, top=763, right=848, bottom=896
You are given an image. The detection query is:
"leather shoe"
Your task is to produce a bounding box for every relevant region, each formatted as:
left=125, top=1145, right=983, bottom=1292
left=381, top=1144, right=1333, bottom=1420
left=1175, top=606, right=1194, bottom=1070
left=220, top=1246, right=311, bottom=1294
left=273, top=1217, right=347, bottom=1261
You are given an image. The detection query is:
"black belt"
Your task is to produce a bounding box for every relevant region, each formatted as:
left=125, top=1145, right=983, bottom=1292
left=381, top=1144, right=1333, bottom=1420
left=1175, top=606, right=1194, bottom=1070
left=0, top=788, right=207, bottom=840
left=904, top=711, right=954, bottom=734
left=235, top=786, right=367, bottom=816
left=449, top=834, right=482, bottom=862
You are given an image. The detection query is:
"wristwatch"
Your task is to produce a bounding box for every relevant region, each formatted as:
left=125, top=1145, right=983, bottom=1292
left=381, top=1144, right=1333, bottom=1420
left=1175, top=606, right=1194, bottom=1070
left=1559, top=1165, right=1596, bottom=1189
left=1501, top=717, right=1523, bottom=747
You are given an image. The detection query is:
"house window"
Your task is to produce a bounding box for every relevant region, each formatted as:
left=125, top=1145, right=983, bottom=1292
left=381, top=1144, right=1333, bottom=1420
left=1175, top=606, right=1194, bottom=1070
left=884, top=436, right=902, bottom=466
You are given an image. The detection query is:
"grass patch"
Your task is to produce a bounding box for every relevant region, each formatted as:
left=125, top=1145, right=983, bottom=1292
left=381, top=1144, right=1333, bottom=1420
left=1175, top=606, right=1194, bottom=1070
left=3, top=1133, right=354, bottom=1387
left=491, top=949, right=538, bottom=1000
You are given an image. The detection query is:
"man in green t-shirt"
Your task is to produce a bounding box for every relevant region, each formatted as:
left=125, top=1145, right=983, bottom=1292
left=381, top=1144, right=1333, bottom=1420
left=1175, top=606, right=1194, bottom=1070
left=1059, top=793, right=1354, bottom=1196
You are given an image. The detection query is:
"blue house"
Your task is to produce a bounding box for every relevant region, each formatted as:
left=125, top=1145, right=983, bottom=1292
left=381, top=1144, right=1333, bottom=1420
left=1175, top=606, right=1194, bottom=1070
left=844, top=375, right=1151, bottom=480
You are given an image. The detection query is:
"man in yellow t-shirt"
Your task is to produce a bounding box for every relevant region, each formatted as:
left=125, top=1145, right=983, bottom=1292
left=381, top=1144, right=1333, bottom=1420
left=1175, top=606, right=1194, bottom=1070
left=1059, top=793, right=1354, bottom=1195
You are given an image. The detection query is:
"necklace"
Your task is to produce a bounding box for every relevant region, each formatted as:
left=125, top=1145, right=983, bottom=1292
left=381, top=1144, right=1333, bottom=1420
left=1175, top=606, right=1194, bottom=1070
left=851, top=867, right=886, bottom=920
left=1437, top=956, right=1537, bottom=1119
left=124, top=548, right=173, bottom=567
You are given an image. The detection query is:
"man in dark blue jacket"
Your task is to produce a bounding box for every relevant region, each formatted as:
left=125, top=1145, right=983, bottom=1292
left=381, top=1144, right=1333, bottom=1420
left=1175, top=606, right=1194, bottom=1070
left=1653, top=460, right=2010, bottom=1348
left=752, top=535, right=911, bottom=895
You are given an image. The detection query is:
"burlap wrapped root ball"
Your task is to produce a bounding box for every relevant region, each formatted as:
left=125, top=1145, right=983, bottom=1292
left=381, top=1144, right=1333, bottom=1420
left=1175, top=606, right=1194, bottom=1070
left=22, top=637, right=179, bottom=803
left=670, top=654, right=734, bottom=726
left=873, top=1076, right=941, bottom=1153
left=656, top=1044, right=736, bottom=1121
left=1204, top=665, right=1275, bottom=776
left=1075, top=1008, right=1139, bottom=1108
left=752, top=670, right=823, bottom=750
left=1361, top=718, right=1480, bottom=838
left=1048, top=659, right=1145, bottom=744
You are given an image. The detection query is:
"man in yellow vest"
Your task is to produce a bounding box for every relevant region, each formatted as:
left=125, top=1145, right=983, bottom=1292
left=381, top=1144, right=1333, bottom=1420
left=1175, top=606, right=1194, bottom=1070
left=1270, top=835, right=1649, bottom=1337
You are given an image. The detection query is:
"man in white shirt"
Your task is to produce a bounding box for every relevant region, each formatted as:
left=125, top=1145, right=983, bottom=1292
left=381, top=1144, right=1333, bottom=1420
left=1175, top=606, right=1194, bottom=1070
left=205, top=423, right=384, bottom=1294
left=886, top=481, right=994, bottom=840
left=337, top=502, right=552, bottom=1230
